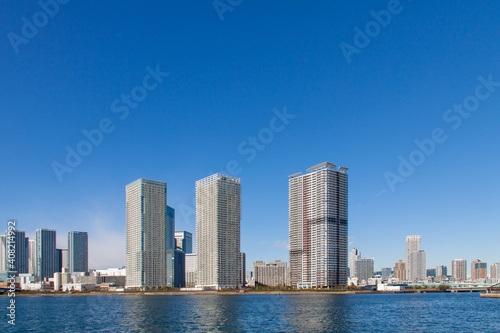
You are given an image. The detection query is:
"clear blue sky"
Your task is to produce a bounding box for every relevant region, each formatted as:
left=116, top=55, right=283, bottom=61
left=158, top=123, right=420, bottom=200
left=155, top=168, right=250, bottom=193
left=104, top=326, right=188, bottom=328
left=1, top=1, right=499, bottom=272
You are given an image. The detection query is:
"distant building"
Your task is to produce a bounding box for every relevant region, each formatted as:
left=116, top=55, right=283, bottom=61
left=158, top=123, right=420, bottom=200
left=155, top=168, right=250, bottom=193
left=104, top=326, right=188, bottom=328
left=406, top=235, right=421, bottom=280
left=355, top=258, right=374, bottom=283
left=471, top=259, right=487, bottom=280
left=95, top=267, right=126, bottom=276
left=68, top=231, right=88, bottom=273
left=125, top=178, right=174, bottom=288
left=0, top=235, right=6, bottom=272
left=196, top=174, right=241, bottom=289
left=185, top=254, right=197, bottom=287
left=174, top=249, right=185, bottom=288
left=381, top=267, right=392, bottom=279
left=9, top=229, right=29, bottom=274
left=254, top=260, right=289, bottom=287
left=436, top=265, right=447, bottom=278
left=28, top=239, right=37, bottom=275
left=61, top=249, right=69, bottom=272
left=349, top=247, right=361, bottom=278
left=175, top=231, right=193, bottom=254
left=289, top=162, right=348, bottom=288
left=451, top=259, right=467, bottom=281
left=490, top=263, right=499, bottom=280
left=409, top=250, right=426, bottom=281
left=36, top=229, right=57, bottom=280
left=240, top=252, right=246, bottom=286
left=393, top=260, right=406, bottom=281
left=426, top=268, right=436, bottom=277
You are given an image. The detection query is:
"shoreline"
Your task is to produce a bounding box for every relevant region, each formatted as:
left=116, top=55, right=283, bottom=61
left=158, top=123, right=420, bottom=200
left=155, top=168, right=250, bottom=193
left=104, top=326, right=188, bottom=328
left=1, top=290, right=466, bottom=297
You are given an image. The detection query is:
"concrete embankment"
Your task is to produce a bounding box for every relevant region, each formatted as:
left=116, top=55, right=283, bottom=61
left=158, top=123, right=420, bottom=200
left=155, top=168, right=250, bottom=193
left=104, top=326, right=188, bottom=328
left=480, top=293, right=500, bottom=299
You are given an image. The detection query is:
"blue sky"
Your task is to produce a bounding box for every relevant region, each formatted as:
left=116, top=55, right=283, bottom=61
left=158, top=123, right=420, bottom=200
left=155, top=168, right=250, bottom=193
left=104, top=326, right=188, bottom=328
left=1, top=1, right=499, bottom=272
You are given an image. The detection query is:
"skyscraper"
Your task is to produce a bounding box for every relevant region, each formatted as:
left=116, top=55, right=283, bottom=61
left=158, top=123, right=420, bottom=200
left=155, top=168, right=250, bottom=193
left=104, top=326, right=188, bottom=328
left=451, top=259, right=467, bottom=281
left=175, top=231, right=193, bottom=253
left=405, top=235, right=421, bottom=280
left=6, top=229, right=29, bottom=275
left=0, top=235, right=6, bottom=272
left=471, top=259, right=487, bottom=280
left=28, top=239, right=37, bottom=275
left=68, top=231, right=88, bottom=273
left=409, top=250, right=426, bottom=281
left=490, top=263, right=499, bottom=279
left=126, top=178, right=174, bottom=288
left=196, top=173, right=241, bottom=289
left=36, top=229, right=57, bottom=280
left=349, top=247, right=361, bottom=278
left=355, top=258, right=374, bottom=282
left=289, top=162, right=348, bottom=288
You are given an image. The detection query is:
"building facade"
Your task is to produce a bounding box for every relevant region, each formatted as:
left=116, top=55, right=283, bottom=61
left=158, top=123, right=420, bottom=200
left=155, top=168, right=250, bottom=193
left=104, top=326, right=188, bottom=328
left=175, top=231, right=193, bottom=254
left=451, top=259, right=467, bottom=281
left=393, top=260, right=406, bottom=281
left=254, top=260, right=289, bottom=287
left=185, top=254, right=197, bottom=287
left=196, top=174, right=241, bottom=289
left=28, top=239, right=37, bottom=275
left=68, top=231, right=88, bottom=273
left=405, top=235, right=421, bottom=280
left=36, top=229, right=57, bottom=280
left=10, top=229, right=29, bottom=275
left=349, top=247, right=361, bottom=278
left=289, top=162, right=348, bottom=288
left=471, top=259, right=487, bottom=280
left=436, top=265, right=447, bottom=278
left=126, top=178, right=174, bottom=288
left=355, top=258, right=374, bottom=283
left=409, top=250, right=426, bottom=281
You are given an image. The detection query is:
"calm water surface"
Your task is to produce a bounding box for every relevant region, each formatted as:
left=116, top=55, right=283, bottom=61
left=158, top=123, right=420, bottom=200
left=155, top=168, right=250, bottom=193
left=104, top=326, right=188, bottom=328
left=2, top=292, right=500, bottom=332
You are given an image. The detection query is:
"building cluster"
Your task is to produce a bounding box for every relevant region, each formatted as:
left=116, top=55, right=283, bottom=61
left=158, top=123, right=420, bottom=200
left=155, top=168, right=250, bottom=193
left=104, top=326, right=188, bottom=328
left=125, top=162, right=349, bottom=290
left=125, top=176, right=245, bottom=290
left=0, top=228, right=102, bottom=291
left=347, top=235, right=500, bottom=287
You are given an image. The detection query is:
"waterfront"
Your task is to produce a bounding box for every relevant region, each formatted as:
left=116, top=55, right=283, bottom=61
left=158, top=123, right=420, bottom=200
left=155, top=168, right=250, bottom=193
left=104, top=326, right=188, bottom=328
left=3, top=292, right=500, bottom=332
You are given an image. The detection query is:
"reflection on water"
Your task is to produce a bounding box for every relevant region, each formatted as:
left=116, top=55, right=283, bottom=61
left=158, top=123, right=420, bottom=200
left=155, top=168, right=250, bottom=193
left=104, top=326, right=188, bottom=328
left=5, top=292, right=500, bottom=332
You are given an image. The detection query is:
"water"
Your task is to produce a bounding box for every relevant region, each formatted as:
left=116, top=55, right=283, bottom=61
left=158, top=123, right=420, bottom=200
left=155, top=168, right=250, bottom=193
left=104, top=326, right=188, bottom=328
left=2, top=292, right=500, bottom=332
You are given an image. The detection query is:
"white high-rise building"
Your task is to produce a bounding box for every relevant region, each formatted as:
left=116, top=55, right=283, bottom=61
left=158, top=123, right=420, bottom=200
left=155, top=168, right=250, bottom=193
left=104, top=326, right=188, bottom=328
left=406, top=235, right=421, bottom=280
left=409, top=250, right=426, bottom=281
left=0, top=235, right=6, bottom=272
left=451, top=259, right=467, bottom=281
left=349, top=247, right=361, bottom=278
left=196, top=174, right=241, bottom=289
left=28, top=239, right=37, bottom=275
left=355, top=258, right=374, bottom=283
left=185, top=254, right=197, bottom=287
left=289, top=162, right=348, bottom=288
left=126, top=178, right=174, bottom=288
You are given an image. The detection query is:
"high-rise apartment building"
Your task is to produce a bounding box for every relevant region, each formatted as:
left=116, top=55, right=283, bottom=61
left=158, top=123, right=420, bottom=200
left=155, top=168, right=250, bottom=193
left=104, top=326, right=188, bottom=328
left=289, top=162, right=348, bottom=288
left=185, top=253, right=197, bottom=287
left=490, top=263, right=499, bottom=279
left=240, top=252, right=246, bottom=286
left=381, top=267, right=392, bottom=278
left=68, top=231, right=88, bottom=273
left=355, top=258, right=374, bottom=282
left=175, top=231, right=193, bottom=253
left=196, top=174, right=241, bottom=289
left=36, top=229, right=57, bottom=280
left=349, top=247, right=361, bottom=278
left=8, top=229, right=29, bottom=274
left=405, top=235, right=421, bottom=280
left=436, top=265, right=447, bottom=278
left=393, top=260, right=406, bottom=281
left=28, top=239, right=37, bottom=275
left=409, top=250, right=426, bottom=281
left=0, top=235, right=5, bottom=272
left=451, top=259, right=467, bottom=281
left=126, top=178, right=175, bottom=288
left=471, top=259, right=487, bottom=280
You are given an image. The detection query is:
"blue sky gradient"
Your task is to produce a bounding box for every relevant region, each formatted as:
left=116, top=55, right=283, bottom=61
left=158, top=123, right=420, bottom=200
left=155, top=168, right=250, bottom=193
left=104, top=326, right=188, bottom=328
left=1, top=1, right=499, bottom=271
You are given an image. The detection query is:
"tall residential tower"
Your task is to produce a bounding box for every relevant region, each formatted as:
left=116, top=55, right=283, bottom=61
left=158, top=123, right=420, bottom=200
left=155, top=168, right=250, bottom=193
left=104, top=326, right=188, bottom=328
left=196, top=174, right=241, bottom=289
left=126, top=178, right=174, bottom=288
left=68, top=231, right=88, bottom=273
left=289, top=162, right=348, bottom=288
